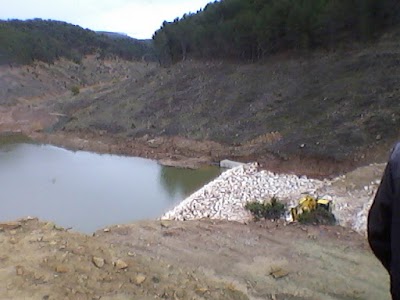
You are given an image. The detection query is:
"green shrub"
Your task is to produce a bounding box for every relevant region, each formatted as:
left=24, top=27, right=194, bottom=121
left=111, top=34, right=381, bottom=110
left=245, top=197, right=286, bottom=221
left=298, top=206, right=336, bottom=225
left=71, top=86, right=80, bottom=96
left=0, top=132, right=31, bottom=146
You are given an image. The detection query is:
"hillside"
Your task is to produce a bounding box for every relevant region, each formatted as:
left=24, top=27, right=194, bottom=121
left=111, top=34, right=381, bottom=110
left=0, top=19, right=155, bottom=65
left=153, top=0, right=400, bottom=63
left=47, top=27, right=400, bottom=167
left=0, top=13, right=399, bottom=174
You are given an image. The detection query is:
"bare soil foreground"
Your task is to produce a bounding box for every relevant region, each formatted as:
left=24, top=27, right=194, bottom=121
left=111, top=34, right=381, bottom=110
left=0, top=218, right=389, bottom=300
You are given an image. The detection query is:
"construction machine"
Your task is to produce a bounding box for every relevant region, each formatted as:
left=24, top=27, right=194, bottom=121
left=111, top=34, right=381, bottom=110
left=290, top=195, right=332, bottom=222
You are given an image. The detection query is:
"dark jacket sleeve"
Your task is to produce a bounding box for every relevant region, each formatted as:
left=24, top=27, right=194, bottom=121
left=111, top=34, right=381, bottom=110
left=368, top=161, right=394, bottom=271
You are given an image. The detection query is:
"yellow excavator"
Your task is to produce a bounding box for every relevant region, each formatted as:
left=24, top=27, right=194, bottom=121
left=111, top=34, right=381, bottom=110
left=290, top=195, right=332, bottom=222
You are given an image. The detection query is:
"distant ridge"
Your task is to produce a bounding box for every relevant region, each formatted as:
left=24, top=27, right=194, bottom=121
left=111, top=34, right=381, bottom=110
left=96, top=31, right=129, bottom=40
left=0, top=19, right=155, bottom=65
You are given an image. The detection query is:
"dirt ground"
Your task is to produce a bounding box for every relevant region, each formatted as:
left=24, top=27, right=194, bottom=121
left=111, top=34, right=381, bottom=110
left=0, top=218, right=389, bottom=300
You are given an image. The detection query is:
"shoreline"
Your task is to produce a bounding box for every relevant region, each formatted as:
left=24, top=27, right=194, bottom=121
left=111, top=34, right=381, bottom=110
left=28, top=131, right=217, bottom=169
left=24, top=130, right=360, bottom=179
left=0, top=102, right=371, bottom=178
left=0, top=130, right=383, bottom=235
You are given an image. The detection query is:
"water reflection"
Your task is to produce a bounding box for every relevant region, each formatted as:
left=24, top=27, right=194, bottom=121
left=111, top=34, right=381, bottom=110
left=0, top=144, right=220, bottom=233
left=160, top=166, right=222, bottom=198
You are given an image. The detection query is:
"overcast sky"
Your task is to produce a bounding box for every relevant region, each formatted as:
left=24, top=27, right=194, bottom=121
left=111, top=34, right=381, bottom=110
left=0, top=0, right=213, bottom=39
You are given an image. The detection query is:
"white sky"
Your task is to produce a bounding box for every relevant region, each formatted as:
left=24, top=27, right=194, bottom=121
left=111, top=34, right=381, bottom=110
left=0, top=0, right=214, bottom=39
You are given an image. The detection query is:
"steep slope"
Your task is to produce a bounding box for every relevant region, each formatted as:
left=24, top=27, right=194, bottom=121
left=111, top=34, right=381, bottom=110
left=57, top=28, right=400, bottom=162
left=0, top=56, right=156, bottom=106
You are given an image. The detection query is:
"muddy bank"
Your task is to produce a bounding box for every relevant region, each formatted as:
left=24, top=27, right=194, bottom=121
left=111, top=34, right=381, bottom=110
left=0, top=100, right=375, bottom=177
left=26, top=130, right=363, bottom=178
left=0, top=99, right=385, bottom=182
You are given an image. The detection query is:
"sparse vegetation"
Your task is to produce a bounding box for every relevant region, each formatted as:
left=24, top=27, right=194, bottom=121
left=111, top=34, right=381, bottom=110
left=71, top=86, right=80, bottom=96
left=0, top=19, right=155, bottom=65
left=298, top=206, right=336, bottom=225
left=0, top=132, right=32, bottom=146
left=245, top=197, right=286, bottom=221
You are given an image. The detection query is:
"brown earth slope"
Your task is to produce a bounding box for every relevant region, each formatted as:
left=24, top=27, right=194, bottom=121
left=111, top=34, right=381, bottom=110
left=1, top=31, right=400, bottom=175
left=52, top=29, right=400, bottom=164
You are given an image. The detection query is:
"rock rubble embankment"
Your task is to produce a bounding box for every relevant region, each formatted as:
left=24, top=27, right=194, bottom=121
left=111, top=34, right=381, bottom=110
left=162, top=163, right=383, bottom=234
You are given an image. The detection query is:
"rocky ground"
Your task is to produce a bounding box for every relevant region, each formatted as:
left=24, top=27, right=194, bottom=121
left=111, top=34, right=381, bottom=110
left=0, top=217, right=390, bottom=300
left=161, top=162, right=385, bottom=236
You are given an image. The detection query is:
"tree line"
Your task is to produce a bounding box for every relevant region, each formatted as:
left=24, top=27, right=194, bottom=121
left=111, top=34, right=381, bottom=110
left=0, top=19, right=155, bottom=65
left=153, top=0, right=400, bottom=64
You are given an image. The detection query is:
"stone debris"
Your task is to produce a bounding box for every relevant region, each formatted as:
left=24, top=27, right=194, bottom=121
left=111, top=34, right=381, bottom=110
left=0, top=222, right=21, bottom=231
left=15, top=266, right=25, bottom=276
left=114, top=259, right=128, bottom=270
left=270, top=267, right=289, bottom=279
left=132, top=274, right=146, bottom=285
left=219, top=159, right=245, bottom=169
left=161, top=162, right=382, bottom=234
left=55, top=265, right=69, bottom=273
left=92, top=256, right=105, bottom=268
left=162, top=163, right=323, bottom=223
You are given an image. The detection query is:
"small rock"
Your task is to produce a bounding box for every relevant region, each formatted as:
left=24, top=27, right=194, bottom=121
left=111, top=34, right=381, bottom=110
left=92, top=256, right=105, bottom=268
left=160, top=221, right=171, bottom=228
left=43, top=222, right=55, bottom=230
left=0, top=222, right=21, bottom=230
left=196, top=287, right=208, bottom=295
left=54, top=225, right=64, bottom=231
left=16, top=265, right=25, bottom=276
left=103, top=228, right=111, bottom=233
left=270, top=267, right=289, bottom=279
left=55, top=265, right=69, bottom=273
left=114, top=259, right=128, bottom=270
left=133, top=274, right=146, bottom=285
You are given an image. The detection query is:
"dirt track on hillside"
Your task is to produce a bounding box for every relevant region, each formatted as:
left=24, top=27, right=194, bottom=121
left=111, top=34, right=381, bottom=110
left=0, top=218, right=390, bottom=300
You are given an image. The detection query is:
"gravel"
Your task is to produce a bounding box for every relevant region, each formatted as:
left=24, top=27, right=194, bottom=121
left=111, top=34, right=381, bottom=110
left=162, top=163, right=382, bottom=234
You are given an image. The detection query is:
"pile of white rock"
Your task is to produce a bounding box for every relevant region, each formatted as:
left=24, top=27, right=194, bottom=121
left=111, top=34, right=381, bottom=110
left=161, top=162, right=384, bottom=234
left=161, top=163, right=324, bottom=222
left=319, top=176, right=380, bottom=234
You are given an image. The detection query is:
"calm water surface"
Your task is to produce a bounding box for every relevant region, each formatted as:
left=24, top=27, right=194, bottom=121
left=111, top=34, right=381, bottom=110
left=0, top=143, right=220, bottom=233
